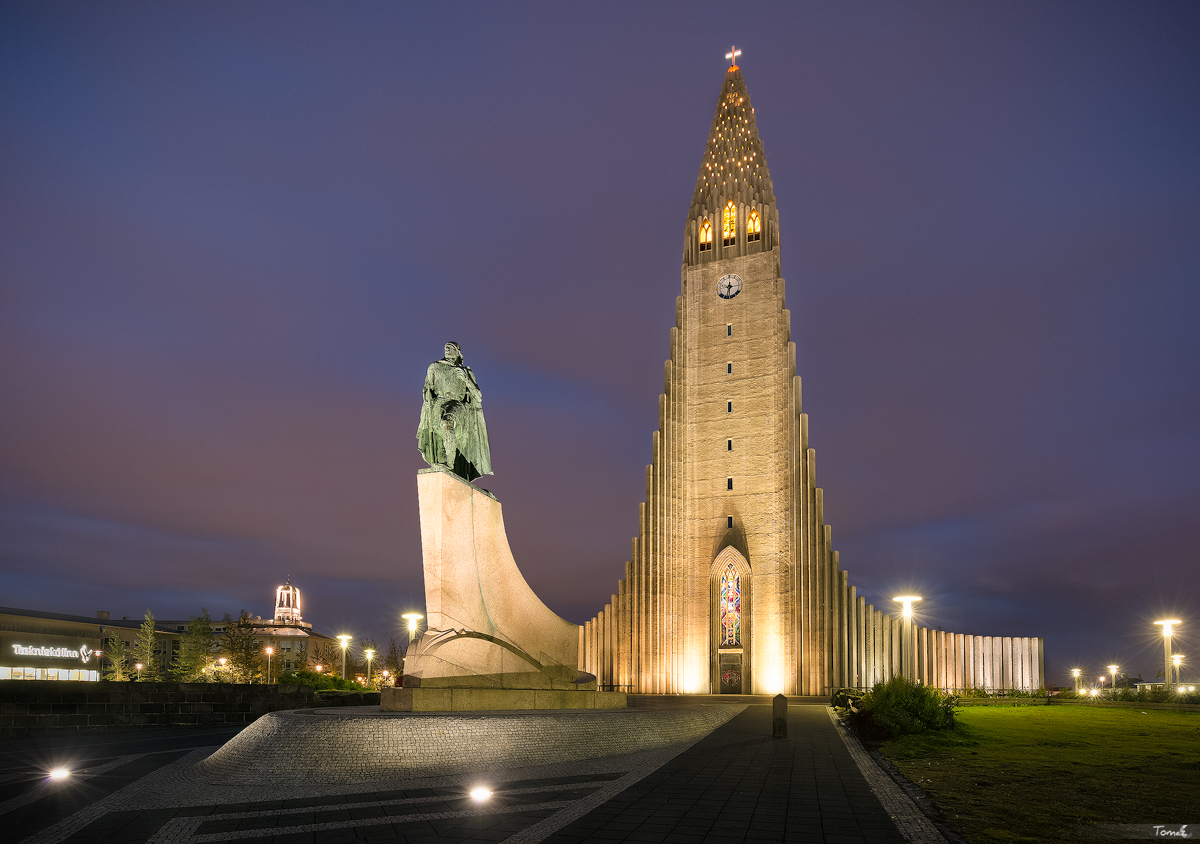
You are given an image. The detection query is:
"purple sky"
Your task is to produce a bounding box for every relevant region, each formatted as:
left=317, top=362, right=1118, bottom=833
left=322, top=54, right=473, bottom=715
left=2, top=2, right=1198, bottom=687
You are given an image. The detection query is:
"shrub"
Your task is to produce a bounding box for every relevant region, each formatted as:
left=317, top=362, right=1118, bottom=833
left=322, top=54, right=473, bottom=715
left=276, top=669, right=364, bottom=691
left=847, top=676, right=958, bottom=740
left=831, top=687, right=864, bottom=709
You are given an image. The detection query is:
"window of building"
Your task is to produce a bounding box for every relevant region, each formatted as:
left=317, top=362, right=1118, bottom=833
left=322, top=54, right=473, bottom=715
left=719, top=563, right=742, bottom=647
left=727, top=515, right=734, bottom=529
left=727, top=439, right=733, bottom=451
left=727, top=401, right=732, bottom=413
left=747, top=209, right=761, bottom=242
left=726, top=362, right=732, bottom=374
left=727, top=477, right=733, bottom=490
left=726, top=324, right=732, bottom=337
left=722, top=201, right=737, bottom=246
left=699, top=219, right=713, bottom=252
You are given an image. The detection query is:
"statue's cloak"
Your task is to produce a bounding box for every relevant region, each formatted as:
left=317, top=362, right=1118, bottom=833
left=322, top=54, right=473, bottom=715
left=417, top=359, right=493, bottom=481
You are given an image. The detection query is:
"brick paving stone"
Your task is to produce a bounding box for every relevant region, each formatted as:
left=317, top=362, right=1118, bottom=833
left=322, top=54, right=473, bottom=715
left=542, top=705, right=908, bottom=844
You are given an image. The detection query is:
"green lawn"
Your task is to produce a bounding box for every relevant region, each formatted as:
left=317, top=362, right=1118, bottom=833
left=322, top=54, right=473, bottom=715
left=874, top=704, right=1200, bottom=843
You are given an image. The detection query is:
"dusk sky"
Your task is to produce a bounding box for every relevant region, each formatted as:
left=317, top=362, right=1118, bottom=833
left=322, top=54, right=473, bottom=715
left=2, top=2, right=1198, bottom=686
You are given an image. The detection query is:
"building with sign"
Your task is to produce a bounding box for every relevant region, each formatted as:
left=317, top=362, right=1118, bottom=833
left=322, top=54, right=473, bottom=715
left=0, top=607, right=182, bottom=681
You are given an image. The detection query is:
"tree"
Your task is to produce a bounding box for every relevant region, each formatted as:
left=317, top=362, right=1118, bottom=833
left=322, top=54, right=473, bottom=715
left=103, top=632, right=130, bottom=681
left=222, top=612, right=261, bottom=683
left=383, top=638, right=402, bottom=678
left=173, top=609, right=218, bottom=682
left=130, top=610, right=162, bottom=681
left=292, top=640, right=308, bottom=672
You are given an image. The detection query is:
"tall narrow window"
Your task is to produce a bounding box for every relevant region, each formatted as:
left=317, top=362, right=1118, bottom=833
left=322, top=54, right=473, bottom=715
left=727, top=439, right=732, bottom=451
left=726, top=362, right=732, bottom=374
left=699, top=219, right=713, bottom=252
left=727, top=515, right=734, bottom=529
left=719, top=563, right=742, bottom=647
left=722, top=201, right=737, bottom=246
left=727, top=401, right=732, bottom=413
left=726, top=324, right=732, bottom=337
left=747, top=209, right=761, bottom=242
left=727, top=477, right=733, bottom=490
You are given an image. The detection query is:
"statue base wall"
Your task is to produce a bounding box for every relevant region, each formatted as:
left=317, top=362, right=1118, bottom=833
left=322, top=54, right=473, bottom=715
left=404, top=466, right=620, bottom=709
left=381, top=686, right=627, bottom=712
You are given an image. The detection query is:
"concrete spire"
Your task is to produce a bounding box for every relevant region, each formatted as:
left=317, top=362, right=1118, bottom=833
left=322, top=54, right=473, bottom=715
left=689, top=68, right=776, bottom=224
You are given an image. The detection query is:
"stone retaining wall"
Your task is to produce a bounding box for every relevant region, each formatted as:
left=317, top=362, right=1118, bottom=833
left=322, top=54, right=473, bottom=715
left=0, top=680, right=335, bottom=736
left=198, top=704, right=745, bottom=784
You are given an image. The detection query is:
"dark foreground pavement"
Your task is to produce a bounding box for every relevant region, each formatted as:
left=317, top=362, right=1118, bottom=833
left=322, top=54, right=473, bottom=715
left=0, top=706, right=914, bottom=844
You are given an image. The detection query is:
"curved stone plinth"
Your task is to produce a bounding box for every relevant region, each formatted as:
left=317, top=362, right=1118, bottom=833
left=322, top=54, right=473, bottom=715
left=194, top=704, right=743, bottom=785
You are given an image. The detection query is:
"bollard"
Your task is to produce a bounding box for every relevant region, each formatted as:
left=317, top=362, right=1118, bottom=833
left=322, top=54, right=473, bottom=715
left=772, top=693, right=787, bottom=738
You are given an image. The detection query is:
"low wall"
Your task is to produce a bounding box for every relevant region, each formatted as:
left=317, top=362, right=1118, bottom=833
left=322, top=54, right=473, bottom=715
left=0, top=680, right=334, bottom=737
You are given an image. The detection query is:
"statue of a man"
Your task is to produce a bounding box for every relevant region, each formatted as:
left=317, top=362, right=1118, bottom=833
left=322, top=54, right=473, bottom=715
left=417, top=342, right=493, bottom=481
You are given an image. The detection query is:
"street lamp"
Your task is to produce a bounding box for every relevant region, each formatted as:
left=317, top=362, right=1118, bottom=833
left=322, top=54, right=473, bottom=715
left=219, top=657, right=228, bottom=681
left=892, top=597, right=921, bottom=683
left=135, top=663, right=143, bottom=681
left=1172, top=654, right=1183, bottom=688
left=265, top=647, right=274, bottom=685
left=337, top=635, right=353, bottom=681
left=402, top=613, right=424, bottom=643
left=1071, top=668, right=1081, bottom=693
left=315, top=664, right=323, bottom=673
left=1107, top=664, right=1119, bottom=694
left=1155, top=620, right=1181, bottom=689
left=364, top=649, right=375, bottom=687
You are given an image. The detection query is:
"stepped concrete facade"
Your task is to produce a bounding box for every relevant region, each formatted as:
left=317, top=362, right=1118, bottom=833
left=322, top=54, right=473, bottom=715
left=580, top=62, right=1043, bottom=696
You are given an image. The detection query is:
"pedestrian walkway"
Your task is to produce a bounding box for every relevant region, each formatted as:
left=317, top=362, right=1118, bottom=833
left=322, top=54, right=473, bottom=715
left=543, top=705, right=906, bottom=843
left=0, top=705, right=939, bottom=843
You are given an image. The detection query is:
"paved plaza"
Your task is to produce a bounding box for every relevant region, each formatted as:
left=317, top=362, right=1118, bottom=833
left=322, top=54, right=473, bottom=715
left=0, top=703, right=946, bottom=844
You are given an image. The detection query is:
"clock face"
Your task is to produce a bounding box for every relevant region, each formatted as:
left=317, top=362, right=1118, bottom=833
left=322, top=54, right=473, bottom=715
left=717, top=274, right=743, bottom=299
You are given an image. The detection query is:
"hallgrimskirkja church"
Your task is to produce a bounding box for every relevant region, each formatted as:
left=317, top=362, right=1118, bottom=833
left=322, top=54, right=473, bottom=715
left=579, top=59, right=1044, bottom=697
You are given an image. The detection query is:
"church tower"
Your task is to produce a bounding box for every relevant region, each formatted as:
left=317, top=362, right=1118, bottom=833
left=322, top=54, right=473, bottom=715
left=580, top=57, right=1045, bottom=697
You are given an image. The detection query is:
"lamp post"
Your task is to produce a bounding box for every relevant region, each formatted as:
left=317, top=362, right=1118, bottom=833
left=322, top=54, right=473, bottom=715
left=1155, top=620, right=1180, bottom=689
left=1108, top=664, right=1119, bottom=694
left=135, top=663, right=143, bottom=681
left=892, top=597, right=921, bottom=682
left=364, top=649, right=375, bottom=687
left=219, top=657, right=228, bottom=682
left=265, top=647, right=274, bottom=685
left=1071, top=668, right=1081, bottom=693
left=1172, top=654, right=1183, bottom=688
left=402, top=613, right=424, bottom=644
left=337, top=635, right=353, bottom=681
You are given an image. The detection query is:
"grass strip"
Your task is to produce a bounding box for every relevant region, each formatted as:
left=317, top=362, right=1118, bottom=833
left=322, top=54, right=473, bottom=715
left=873, top=705, right=1200, bottom=843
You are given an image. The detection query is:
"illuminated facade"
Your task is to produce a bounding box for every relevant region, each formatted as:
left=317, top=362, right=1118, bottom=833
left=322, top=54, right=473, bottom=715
left=0, top=607, right=180, bottom=681
left=580, top=62, right=1044, bottom=695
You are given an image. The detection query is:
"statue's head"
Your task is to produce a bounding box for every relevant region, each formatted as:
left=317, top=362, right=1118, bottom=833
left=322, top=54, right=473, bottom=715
left=443, top=342, right=463, bottom=364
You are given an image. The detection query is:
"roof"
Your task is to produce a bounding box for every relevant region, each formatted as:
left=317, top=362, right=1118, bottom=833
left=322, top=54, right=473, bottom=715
left=0, top=606, right=179, bottom=635
left=689, top=67, right=776, bottom=220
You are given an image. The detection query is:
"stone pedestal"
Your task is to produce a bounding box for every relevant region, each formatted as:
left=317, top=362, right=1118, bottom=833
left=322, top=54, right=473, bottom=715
left=382, top=686, right=627, bottom=712
left=402, top=467, right=625, bottom=709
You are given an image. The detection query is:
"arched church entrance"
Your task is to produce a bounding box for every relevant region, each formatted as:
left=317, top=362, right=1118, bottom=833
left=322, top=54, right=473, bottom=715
left=709, top=546, right=751, bottom=694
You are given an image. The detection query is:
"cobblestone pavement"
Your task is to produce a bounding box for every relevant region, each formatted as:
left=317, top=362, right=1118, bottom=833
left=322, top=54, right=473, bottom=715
left=0, top=706, right=944, bottom=844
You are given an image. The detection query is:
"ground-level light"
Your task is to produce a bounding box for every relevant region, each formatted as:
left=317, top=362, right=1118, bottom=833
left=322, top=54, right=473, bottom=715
left=470, top=787, right=491, bottom=801
left=48, top=768, right=70, bottom=781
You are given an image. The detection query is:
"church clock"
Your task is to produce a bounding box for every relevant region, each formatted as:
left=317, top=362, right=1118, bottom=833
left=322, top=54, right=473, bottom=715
left=717, top=273, right=742, bottom=299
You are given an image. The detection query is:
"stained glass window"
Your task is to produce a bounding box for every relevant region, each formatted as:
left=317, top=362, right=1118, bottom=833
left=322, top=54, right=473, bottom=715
left=699, top=219, right=713, bottom=251
left=722, top=202, right=737, bottom=246
left=719, top=562, right=741, bottom=647
left=747, top=209, right=761, bottom=242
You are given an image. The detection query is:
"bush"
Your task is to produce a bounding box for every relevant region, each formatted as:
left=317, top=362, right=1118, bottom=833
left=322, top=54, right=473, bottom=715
left=276, top=669, right=365, bottom=691
left=847, top=676, right=958, bottom=740
left=832, top=687, right=864, bottom=708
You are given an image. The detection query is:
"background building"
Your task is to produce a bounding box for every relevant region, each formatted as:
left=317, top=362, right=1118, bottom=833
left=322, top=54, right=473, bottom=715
left=0, top=607, right=181, bottom=681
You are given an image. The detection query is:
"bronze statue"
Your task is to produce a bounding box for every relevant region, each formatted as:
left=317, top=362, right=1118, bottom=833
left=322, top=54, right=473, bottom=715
left=417, top=342, right=492, bottom=481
